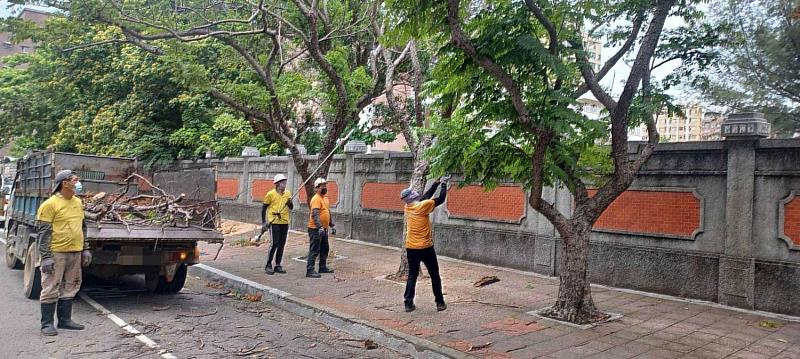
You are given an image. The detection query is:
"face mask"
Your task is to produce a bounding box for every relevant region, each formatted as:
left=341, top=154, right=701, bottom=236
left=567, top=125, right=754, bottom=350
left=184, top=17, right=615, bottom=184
left=74, top=181, right=83, bottom=194
left=320, top=188, right=328, bottom=195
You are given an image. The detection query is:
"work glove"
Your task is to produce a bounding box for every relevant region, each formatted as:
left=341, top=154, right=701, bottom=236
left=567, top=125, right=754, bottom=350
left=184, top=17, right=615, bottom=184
left=439, top=174, right=451, bottom=183
left=330, top=224, right=337, bottom=236
left=40, top=257, right=55, bottom=274
left=81, top=250, right=92, bottom=267
left=261, top=222, right=269, bottom=233
left=317, top=227, right=327, bottom=237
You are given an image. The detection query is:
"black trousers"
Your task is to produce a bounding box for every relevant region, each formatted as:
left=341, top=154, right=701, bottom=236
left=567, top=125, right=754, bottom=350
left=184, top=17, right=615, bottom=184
left=267, top=224, right=289, bottom=266
left=404, top=246, right=444, bottom=305
left=306, top=228, right=330, bottom=272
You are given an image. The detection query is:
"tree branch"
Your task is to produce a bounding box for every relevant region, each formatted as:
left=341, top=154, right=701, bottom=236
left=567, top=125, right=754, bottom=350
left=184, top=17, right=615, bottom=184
left=609, top=0, right=675, bottom=174
left=446, top=0, right=531, bottom=125
left=409, top=40, right=425, bottom=128
left=574, top=12, right=644, bottom=98
left=524, top=0, right=558, bottom=55
left=62, top=39, right=129, bottom=53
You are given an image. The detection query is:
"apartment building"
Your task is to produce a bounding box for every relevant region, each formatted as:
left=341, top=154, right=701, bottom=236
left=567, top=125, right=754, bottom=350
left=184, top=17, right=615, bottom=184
left=0, top=7, right=51, bottom=67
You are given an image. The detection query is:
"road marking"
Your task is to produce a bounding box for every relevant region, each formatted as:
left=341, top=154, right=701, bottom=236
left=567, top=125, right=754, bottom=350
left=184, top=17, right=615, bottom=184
left=78, top=293, right=177, bottom=359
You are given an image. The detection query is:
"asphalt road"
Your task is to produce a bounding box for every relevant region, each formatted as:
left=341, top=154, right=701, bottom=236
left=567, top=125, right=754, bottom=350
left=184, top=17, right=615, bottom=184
left=1, top=231, right=404, bottom=359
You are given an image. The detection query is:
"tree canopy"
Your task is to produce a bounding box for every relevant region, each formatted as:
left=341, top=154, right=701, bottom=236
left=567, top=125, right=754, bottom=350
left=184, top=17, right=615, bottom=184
left=697, top=0, right=800, bottom=136
left=0, top=18, right=276, bottom=165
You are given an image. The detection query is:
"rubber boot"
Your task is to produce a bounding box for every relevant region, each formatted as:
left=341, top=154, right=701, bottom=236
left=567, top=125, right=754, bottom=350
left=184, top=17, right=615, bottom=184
left=57, top=299, right=85, bottom=330
left=41, top=302, right=58, bottom=336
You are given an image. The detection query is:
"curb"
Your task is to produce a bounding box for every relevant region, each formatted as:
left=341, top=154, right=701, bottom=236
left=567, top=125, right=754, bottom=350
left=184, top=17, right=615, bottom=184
left=188, top=264, right=475, bottom=359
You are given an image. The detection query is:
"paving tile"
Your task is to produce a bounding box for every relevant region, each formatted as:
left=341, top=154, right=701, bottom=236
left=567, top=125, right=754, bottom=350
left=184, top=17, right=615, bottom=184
left=661, top=341, right=695, bottom=354
left=701, top=342, right=739, bottom=356
left=481, top=317, right=546, bottom=335
left=741, top=342, right=790, bottom=357
left=596, top=334, right=633, bottom=346
left=674, top=334, right=713, bottom=349
left=711, top=335, right=749, bottom=350
left=634, top=334, right=670, bottom=348
left=689, top=347, right=728, bottom=359
left=613, top=329, right=648, bottom=341
left=550, top=344, right=604, bottom=358
left=585, top=341, right=654, bottom=359
left=726, top=350, right=771, bottom=359
left=689, top=331, right=721, bottom=343
left=491, top=331, right=553, bottom=353
left=634, top=348, right=685, bottom=358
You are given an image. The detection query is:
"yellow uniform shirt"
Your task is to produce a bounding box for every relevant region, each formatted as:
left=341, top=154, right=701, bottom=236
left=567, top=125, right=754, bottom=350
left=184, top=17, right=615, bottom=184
left=404, top=199, right=436, bottom=249
left=263, top=189, right=292, bottom=225
left=36, top=193, right=85, bottom=252
left=307, top=194, right=331, bottom=229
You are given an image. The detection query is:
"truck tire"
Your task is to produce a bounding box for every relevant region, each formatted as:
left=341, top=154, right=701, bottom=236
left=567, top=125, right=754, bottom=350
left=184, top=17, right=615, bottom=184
left=146, top=264, right=187, bottom=294
left=162, top=264, right=187, bottom=293
left=23, top=244, right=41, bottom=300
left=5, top=241, right=22, bottom=270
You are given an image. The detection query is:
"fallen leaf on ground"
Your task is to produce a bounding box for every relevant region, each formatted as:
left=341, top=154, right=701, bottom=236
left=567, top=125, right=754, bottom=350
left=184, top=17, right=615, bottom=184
left=206, top=281, right=224, bottom=289
left=364, top=339, right=378, bottom=350
left=473, top=276, right=500, bottom=287
left=468, top=342, right=492, bottom=351
left=244, top=293, right=263, bottom=302
left=758, top=320, right=781, bottom=329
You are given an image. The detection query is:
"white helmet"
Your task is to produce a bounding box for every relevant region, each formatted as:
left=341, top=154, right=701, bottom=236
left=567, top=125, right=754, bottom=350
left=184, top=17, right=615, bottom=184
left=273, top=174, right=287, bottom=184
left=314, top=177, right=327, bottom=187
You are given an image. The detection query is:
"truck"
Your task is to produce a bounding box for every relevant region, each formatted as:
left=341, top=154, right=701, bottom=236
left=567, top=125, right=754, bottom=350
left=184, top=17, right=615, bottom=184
left=3, top=151, right=223, bottom=298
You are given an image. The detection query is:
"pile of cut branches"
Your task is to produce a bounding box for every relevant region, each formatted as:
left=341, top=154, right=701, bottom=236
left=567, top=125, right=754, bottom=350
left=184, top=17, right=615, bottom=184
left=81, top=173, right=219, bottom=230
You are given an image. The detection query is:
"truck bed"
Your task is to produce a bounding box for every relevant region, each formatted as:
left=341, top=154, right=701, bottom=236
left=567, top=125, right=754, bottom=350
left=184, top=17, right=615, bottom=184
left=87, top=222, right=223, bottom=243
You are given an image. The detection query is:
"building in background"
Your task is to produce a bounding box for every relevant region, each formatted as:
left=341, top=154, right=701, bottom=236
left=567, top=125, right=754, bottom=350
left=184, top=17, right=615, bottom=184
left=582, top=34, right=603, bottom=73
left=0, top=7, right=52, bottom=67
left=366, top=83, right=414, bottom=153
left=654, top=103, right=702, bottom=142
left=700, top=111, right=725, bottom=141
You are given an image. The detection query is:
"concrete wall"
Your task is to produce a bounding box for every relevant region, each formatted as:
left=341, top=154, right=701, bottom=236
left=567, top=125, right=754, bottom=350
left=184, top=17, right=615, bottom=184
left=169, top=138, right=800, bottom=316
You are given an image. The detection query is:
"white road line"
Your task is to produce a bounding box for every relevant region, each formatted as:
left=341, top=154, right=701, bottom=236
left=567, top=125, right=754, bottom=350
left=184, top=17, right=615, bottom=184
left=78, top=293, right=177, bottom=359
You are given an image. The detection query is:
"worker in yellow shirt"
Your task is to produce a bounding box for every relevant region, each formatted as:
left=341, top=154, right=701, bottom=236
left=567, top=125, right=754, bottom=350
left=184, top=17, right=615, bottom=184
left=305, top=178, right=335, bottom=278
left=262, top=174, right=293, bottom=275
left=36, top=170, right=92, bottom=336
left=399, top=175, right=450, bottom=312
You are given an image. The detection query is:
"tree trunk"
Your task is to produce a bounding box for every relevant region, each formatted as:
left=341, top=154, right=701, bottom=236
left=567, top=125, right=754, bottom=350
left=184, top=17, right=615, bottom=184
left=539, top=220, right=608, bottom=324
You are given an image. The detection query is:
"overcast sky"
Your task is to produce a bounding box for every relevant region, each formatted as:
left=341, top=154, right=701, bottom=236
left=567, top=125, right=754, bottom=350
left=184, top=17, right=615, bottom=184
left=0, top=0, right=17, bottom=18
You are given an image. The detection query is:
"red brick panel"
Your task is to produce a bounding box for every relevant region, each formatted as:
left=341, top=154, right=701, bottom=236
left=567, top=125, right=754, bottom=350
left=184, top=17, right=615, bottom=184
left=590, top=190, right=700, bottom=238
left=216, top=178, right=240, bottom=199
left=361, top=182, right=408, bottom=212
left=448, top=185, right=526, bottom=222
left=784, top=196, right=800, bottom=246
left=137, top=175, right=153, bottom=192
left=251, top=179, right=275, bottom=202
left=299, top=181, right=339, bottom=206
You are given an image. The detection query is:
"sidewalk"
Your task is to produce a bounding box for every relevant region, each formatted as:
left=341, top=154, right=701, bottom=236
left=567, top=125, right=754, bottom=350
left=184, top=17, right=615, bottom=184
left=197, top=229, right=800, bottom=359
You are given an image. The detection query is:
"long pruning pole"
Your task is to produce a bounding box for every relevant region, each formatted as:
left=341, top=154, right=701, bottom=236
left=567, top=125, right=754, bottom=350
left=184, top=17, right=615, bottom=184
left=257, top=128, right=357, bottom=241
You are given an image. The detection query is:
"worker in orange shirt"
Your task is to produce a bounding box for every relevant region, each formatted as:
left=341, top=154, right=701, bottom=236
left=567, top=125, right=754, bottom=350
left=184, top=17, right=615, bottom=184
left=305, top=178, right=335, bottom=278
left=399, top=175, right=449, bottom=312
